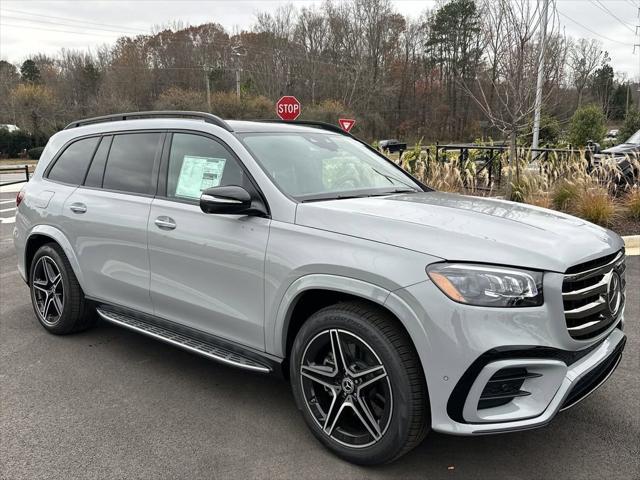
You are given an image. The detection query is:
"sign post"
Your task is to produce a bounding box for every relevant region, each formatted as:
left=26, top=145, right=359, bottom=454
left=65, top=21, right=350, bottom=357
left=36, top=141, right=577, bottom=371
left=276, top=96, right=301, bottom=121
left=338, top=118, right=355, bottom=133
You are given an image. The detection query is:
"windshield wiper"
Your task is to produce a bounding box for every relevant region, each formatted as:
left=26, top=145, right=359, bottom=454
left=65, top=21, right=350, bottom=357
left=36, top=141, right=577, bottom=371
left=301, top=188, right=419, bottom=202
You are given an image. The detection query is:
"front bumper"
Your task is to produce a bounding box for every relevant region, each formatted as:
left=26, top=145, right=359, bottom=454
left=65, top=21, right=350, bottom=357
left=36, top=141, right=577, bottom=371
left=393, top=275, right=627, bottom=436
left=450, top=327, right=625, bottom=435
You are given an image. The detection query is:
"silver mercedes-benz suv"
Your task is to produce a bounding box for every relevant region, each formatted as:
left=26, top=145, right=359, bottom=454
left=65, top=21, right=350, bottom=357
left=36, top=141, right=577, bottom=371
left=13, top=111, right=627, bottom=465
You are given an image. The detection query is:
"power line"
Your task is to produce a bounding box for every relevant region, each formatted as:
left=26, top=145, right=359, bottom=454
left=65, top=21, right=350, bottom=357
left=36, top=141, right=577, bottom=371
left=557, top=10, right=633, bottom=46
left=589, top=0, right=635, bottom=34
left=0, top=8, right=145, bottom=33
left=1, top=15, right=148, bottom=35
left=0, top=22, right=127, bottom=37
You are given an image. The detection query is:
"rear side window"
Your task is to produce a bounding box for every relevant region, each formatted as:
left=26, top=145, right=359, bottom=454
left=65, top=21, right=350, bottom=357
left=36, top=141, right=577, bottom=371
left=48, top=137, right=99, bottom=185
left=84, top=135, right=112, bottom=188
left=102, top=133, right=161, bottom=195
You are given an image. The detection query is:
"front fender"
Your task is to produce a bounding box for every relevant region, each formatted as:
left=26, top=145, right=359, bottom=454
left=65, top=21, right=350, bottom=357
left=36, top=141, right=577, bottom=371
left=25, top=225, right=85, bottom=290
left=268, top=274, right=431, bottom=365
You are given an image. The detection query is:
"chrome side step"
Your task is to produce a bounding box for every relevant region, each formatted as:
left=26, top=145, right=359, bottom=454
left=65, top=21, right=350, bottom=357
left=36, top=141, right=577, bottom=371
left=96, top=307, right=272, bottom=373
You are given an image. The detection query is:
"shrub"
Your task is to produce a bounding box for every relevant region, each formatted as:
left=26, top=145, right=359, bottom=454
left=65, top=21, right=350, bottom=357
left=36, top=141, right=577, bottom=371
left=624, top=187, right=640, bottom=221
left=27, top=146, right=44, bottom=160
left=568, top=105, right=606, bottom=147
left=573, top=187, right=616, bottom=226
left=618, top=109, right=640, bottom=143
left=154, top=87, right=206, bottom=111
left=523, top=113, right=561, bottom=145
left=552, top=180, right=580, bottom=210
left=0, top=129, right=36, bottom=157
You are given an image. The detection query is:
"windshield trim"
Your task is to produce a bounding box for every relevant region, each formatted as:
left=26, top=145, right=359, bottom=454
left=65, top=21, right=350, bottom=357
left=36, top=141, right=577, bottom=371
left=235, top=130, right=429, bottom=203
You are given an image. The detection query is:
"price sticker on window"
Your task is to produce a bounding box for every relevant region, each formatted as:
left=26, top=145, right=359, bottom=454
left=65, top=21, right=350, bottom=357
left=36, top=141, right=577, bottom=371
left=175, top=155, right=227, bottom=199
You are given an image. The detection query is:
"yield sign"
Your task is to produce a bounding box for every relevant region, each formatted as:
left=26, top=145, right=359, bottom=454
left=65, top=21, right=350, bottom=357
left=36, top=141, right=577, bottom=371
left=338, top=118, right=355, bottom=133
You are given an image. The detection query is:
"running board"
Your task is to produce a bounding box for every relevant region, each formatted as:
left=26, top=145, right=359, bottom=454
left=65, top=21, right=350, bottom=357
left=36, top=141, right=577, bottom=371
left=96, top=307, right=272, bottom=373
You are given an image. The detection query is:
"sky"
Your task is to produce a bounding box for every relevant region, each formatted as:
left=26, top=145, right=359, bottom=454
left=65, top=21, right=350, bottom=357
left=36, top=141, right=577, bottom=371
left=1, top=0, right=638, bottom=79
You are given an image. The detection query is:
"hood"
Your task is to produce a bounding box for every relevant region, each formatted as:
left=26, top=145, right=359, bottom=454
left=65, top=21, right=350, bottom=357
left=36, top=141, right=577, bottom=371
left=600, top=143, right=639, bottom=155
left=295, top=192, right=623, bottom=272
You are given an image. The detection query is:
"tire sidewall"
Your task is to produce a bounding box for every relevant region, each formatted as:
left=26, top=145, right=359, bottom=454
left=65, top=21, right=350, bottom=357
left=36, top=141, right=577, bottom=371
left=290, top=306, right=416, bottom=465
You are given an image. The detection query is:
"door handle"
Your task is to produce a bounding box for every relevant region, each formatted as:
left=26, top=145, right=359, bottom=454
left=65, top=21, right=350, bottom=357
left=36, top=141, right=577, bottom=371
left=154, top=216, right=176, bottom=230
left=69, top=203, right=87, bottom=214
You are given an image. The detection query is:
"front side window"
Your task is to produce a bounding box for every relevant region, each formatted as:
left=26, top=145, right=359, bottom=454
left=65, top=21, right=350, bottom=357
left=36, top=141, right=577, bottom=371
left=48, top=136, right=100, bottom=185
left=166, top=133, right=246, bottom=201
left=102, top=133, right=161, bottom=195
left=238, top=133, right=421, bottom=201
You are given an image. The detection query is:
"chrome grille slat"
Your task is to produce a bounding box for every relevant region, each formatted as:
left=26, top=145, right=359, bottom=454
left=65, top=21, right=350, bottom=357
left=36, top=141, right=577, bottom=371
left=562, top=250, right=625, bottom=340
left=562, top=274, right=608, bottom=301
left=564, top=298, right=607, bottom=319
left=563, top=251, right=624, bottom=281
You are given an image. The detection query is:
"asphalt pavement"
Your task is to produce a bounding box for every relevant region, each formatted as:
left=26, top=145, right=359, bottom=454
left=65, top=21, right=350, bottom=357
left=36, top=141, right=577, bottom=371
left=1, top=187, right=638, bottom=480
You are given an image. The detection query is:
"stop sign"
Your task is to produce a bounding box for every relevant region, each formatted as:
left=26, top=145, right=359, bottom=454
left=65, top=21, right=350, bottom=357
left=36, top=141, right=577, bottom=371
left=276, top=96, right=301, bottom=121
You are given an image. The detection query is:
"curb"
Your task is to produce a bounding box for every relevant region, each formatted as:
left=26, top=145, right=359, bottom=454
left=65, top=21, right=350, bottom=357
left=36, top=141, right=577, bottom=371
left=622, top=235, right=640, bottom=256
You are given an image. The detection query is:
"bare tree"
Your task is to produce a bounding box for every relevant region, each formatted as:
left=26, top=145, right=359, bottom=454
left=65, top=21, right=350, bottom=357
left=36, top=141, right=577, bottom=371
left=463, top=0, right=565, bottom=195
left=569, top=38, right=603, bottom=108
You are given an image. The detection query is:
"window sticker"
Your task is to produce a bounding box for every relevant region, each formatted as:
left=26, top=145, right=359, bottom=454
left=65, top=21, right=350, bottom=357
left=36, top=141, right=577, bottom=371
left=175, top=155, right=227, bottom=199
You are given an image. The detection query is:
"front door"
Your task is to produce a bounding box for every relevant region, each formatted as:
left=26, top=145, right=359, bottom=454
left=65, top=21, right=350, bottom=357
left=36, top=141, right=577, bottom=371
left=147, top=132, right=270, bottom=350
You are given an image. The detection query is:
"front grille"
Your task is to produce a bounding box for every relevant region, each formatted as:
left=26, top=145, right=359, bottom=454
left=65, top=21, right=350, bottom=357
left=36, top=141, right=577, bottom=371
left=562, top=250, right=626, bottom=340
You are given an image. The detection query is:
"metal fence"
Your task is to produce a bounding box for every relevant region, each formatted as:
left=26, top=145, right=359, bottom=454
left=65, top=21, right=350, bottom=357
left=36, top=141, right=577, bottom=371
left=0, top=165, right=31, bottom=187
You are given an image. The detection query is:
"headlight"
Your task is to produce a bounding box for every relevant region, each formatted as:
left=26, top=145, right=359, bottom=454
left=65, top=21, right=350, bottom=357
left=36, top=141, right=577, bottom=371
left=426, top=263, right=543, bottom=307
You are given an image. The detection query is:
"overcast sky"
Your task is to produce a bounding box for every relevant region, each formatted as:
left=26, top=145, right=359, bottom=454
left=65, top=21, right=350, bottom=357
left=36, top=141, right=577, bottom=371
left=1, top=0, right=638, bottom=79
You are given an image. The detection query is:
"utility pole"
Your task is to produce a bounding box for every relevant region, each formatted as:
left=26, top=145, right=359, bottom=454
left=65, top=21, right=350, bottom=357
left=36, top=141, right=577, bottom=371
left=231, top=42, right=246, bottom=100
left=204, top=64, right=212, bottom=112
left=531, top=0, right=549, bottom=152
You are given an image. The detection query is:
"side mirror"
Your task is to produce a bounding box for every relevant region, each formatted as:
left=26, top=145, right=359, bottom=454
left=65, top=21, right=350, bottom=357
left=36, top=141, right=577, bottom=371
left=200, top=185, right=266, bottom=216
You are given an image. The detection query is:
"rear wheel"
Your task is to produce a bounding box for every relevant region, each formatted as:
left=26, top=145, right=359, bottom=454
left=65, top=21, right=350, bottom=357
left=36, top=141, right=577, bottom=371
left=290, top=301, right=429, bottom=465
left=29, top=243, right=96, bottom=334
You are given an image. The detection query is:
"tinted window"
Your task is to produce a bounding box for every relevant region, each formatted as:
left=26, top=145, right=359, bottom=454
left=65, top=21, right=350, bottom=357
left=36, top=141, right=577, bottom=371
left=166, top=133, right=246, bottom=200
left=48, top=137, right=99, bottom=185
left=102, top=133, right=161, bottom=195
left=84, top=135, right=112, bottom=188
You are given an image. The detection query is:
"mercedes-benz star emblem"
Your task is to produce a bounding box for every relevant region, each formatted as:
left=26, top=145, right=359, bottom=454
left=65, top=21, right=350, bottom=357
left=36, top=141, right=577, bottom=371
left=606, top=271, right=622, bottom=317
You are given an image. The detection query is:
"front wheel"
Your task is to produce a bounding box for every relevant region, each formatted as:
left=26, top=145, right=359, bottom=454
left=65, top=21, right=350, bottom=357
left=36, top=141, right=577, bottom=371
left=289, top=301, right=429, bottom=465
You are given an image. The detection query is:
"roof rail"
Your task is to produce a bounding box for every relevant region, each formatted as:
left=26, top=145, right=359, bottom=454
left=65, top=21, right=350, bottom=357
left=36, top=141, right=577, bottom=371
left=257, top=119, right=350, bottom=136
left=64, top=110, right=233, bottom=132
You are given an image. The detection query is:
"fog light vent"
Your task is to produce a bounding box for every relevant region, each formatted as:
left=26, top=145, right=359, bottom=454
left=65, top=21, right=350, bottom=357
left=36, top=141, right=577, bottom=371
left=478, top=367, right=541, bottom=410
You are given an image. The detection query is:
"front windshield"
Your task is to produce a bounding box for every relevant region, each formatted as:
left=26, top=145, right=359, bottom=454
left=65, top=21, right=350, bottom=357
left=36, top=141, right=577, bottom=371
left=624, top=129, right=640, bottom=144
left=239, top=132, right=422, bottom=201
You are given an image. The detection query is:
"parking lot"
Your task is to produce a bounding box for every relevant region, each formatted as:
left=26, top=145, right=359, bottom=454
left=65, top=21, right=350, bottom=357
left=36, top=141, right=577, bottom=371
left=1, top=186, right=638, bottom=480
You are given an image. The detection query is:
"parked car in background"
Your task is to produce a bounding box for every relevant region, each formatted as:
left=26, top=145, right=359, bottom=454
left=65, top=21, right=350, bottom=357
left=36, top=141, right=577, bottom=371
left=0, top=124, right=20, bottom=133
left=593, top=129, right=640, bottom=184
left=602, top=129, right=619, bottom=147
left=14, top=111, right=627, bottom=465
left=378, top=138, right=407, bottom=153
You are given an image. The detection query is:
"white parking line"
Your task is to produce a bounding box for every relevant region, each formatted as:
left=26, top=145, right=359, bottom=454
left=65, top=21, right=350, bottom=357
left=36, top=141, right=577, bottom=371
left=0, top=216, right=16, bottom=224
left=0, top=207, right=16, bottom=213
left=0, top=200, right=15, bottom=205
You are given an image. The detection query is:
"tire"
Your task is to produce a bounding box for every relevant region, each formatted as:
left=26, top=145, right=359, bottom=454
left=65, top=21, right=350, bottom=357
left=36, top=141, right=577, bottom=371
left=29, top=243, right=97, bottom=334
left=289, top=300, right=429, bottom=465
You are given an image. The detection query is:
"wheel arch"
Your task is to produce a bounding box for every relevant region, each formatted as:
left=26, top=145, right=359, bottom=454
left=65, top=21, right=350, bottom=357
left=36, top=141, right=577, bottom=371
left=24, top=226, right=85, bottom=289
left=272, top=275, right=431, bottom=367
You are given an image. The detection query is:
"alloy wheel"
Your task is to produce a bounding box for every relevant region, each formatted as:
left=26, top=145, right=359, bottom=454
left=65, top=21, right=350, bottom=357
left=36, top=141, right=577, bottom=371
left=299, top=329, right=393, bottom=448
left=32, top=256, right=64, bottom=326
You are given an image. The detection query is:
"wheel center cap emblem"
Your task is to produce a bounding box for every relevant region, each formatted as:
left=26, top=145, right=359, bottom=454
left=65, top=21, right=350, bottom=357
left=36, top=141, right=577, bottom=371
left=341, top=377, right=355, bottom=394
left=606, top=271, right=622, bottom=316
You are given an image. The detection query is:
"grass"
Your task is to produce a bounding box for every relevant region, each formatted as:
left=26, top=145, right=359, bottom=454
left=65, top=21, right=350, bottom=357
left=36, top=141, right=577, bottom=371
left=624, top=188, right=640, bottom=221
left=572, top=187, right=617, bottom=227
left=399, top=147, right=639, bottom=232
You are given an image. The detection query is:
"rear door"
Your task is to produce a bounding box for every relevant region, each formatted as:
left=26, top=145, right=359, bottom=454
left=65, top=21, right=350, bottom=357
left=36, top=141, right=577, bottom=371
left=147, top=131, right=270, bottom=350
left=60, top=132, right=163, bottom=314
